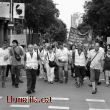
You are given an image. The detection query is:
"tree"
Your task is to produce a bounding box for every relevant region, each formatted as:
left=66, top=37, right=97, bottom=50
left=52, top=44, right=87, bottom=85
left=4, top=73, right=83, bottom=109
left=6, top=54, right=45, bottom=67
left=83, top=0, right=110, bottom=40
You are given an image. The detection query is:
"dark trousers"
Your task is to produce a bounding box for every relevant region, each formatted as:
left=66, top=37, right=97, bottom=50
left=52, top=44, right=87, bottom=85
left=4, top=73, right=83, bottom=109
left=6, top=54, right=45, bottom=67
left=11, top=65, right=20, bottom=85
left=54, top=65, right=59, bottom=81
left=0, top=66, right=7, bottom=84
left=6, top=65, right=12, bottom=77
left=26, top=69, right=37, bottom=91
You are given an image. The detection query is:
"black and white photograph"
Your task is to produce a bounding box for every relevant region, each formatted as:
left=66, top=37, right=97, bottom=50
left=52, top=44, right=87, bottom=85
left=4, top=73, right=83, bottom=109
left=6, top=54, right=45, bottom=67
left=0, top=0, right=110, bottom=110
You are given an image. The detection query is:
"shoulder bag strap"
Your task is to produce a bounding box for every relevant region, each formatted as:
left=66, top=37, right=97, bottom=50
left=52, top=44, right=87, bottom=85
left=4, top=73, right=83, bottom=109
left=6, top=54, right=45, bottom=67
left=91, top=52, right=99, bottom=63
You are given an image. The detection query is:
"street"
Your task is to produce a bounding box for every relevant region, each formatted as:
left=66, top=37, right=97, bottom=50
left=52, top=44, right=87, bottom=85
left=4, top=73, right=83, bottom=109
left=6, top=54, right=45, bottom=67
left=0, top=74, right=110, bottom=110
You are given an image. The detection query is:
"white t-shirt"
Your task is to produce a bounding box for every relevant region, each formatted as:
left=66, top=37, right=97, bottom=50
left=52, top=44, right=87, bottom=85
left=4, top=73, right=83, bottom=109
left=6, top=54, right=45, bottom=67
left=88, top=49, right=104, bottom=70
left=0, top=48, right=10, bottom=66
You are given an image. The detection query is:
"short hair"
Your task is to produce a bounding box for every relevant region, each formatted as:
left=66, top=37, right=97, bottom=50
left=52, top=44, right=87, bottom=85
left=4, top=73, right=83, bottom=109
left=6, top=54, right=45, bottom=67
left=12, top=40, right=18, bottom=45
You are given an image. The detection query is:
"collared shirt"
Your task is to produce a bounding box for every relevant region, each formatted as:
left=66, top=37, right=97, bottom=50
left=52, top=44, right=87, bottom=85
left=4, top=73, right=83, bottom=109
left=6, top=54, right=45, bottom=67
left=88, top=49, right=104, bottom=70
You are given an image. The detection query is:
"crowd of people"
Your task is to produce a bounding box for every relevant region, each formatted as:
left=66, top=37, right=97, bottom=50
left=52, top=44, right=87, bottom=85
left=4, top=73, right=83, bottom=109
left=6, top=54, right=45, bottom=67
left=0, top=39, right=110, bottom=95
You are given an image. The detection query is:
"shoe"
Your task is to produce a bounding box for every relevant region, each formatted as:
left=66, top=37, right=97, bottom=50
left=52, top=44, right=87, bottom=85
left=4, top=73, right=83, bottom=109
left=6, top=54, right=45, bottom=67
left=26, top=90, right=32, bottom=94
left=50, top=82, right=53, bottom=84
left=75, top=82, right=80, bottom=88
left=31, top=90, right=36, bottom=93
left=65, top=78, right=68, bottom=84
left=97, top=82, right=101, bottom=85
left=15, top=85, right=19, bottom=88
left=12, top=83, right=15, bottom=86
left=54, top=79, right=59, bottom=82
left=2, top=83, right=6, bottom=88
left=19, top=80, right=24, bottom=83
left=92, top=89, right=97, bottom=94
left=105, top=84, right=109, bottom=87
left=59, top=80, right=63, bottom=83
left=88, top=84, right=92, bottom=87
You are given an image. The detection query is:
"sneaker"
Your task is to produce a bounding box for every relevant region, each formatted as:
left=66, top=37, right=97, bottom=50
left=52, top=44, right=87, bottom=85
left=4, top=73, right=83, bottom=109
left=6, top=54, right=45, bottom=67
left=15, top=84, right=19, bottom=88
left=31, top=90, right=36, bottom=93
left=50, top=82, right=53, bottom=84
left=97, top=82, right=101, bottom=85
left=26, top=90, right=32, bottom=94
left=92, top=89, right=97, bottom=94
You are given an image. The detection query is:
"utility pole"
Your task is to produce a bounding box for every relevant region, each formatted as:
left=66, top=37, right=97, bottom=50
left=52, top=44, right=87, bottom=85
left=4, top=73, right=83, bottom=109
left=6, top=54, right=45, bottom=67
left=10, top=0, right=13, bottom=35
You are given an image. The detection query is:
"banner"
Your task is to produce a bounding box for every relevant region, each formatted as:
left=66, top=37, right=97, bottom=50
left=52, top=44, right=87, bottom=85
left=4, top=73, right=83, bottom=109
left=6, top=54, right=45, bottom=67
left=68, top=27, right=92, bottom=45
left=9, top=34, right=27, bottom=46
left=13, top=3, right=25, bottom=19
left=0, top=2, right=10, bottom=19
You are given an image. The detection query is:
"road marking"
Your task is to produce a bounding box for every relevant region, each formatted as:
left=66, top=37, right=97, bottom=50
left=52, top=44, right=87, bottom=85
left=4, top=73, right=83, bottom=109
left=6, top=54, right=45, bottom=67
left=51, top=97, right=69, bottom=101
left=10, top=105, right=30, bottom=108
left=89, top=108, right=110, bottom=110
left=48, top=106, right=69, bottom=109
left=86, top=99, right=105, bottom=102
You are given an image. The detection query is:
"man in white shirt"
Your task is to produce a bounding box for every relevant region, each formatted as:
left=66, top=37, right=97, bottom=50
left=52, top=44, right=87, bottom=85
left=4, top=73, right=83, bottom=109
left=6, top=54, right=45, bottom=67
left=56, top=42, right=69, bottom=83
left=0, top=43, right=10, bottom=88
left=86, top=42, right=104, bottom=94
left=73, top=44, right=86, bottom=87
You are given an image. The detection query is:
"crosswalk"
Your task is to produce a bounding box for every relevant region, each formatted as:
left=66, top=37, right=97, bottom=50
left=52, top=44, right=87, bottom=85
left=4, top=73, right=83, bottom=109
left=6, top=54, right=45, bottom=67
left=0, top=95, right=110, bottom=110
left=86, top=99, right=110, bottom=110
left=48, top=97, right=70, bottom=110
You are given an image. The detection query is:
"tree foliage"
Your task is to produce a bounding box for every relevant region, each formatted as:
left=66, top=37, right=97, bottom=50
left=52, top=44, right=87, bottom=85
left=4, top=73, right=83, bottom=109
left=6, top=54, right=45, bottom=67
left=83, top=0, right=110, bottom=40
left=1, top=0, right=67, bottom=42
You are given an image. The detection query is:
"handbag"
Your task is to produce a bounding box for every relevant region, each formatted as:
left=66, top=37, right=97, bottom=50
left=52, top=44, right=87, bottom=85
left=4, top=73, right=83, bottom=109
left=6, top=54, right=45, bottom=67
left=13, top=49, right=21, bottom=61
left=47, top=53, right=56, bottom=67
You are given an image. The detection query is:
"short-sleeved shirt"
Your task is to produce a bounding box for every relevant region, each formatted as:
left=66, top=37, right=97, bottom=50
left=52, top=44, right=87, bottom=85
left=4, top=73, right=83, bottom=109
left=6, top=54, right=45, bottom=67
left=56, top=47, right=69, bottom=62
left=10, top=46, right=24, bottom=66
left=88, top=49, right=104, bottom=70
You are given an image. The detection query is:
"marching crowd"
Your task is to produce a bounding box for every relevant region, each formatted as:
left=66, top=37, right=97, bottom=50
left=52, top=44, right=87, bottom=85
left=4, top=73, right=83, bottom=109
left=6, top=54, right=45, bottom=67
left=0, top=39, right=110, bottom=94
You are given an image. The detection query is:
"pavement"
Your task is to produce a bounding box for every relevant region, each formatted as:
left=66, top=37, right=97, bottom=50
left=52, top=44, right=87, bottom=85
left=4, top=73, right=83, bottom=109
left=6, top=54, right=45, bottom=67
left=0, top=72, right=110, bottom=110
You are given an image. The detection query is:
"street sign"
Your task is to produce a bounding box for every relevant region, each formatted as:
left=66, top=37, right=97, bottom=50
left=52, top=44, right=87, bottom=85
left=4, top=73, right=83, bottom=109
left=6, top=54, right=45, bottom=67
left=0, top=2, right=10, bottom=19
left=13, top=3, right=25, bottom=19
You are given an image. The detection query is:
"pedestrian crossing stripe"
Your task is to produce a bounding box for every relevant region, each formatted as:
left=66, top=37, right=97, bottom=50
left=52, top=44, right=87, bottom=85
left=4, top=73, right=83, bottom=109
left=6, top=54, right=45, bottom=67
left=48, top=106, right=69, bottom=109
left=89, top=108, right=110, bottom=110
left=10, top=105, right=30, bottom=108
left=51, top=97, right=70, bottom=101
left=86, top=99, right=105, bottom=102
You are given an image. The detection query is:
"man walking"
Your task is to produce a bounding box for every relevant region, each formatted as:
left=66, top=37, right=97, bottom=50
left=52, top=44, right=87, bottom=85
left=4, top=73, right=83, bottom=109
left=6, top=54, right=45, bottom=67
left=24, top=44, right=39, bottom=94
left=10, top=40, right=24, bottom=88
left=86, top=42, right=104, bottom=94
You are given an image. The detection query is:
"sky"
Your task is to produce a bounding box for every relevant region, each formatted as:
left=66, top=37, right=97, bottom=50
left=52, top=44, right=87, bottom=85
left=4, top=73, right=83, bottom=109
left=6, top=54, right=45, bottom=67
left=53, top=0, right=86, bottom=29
